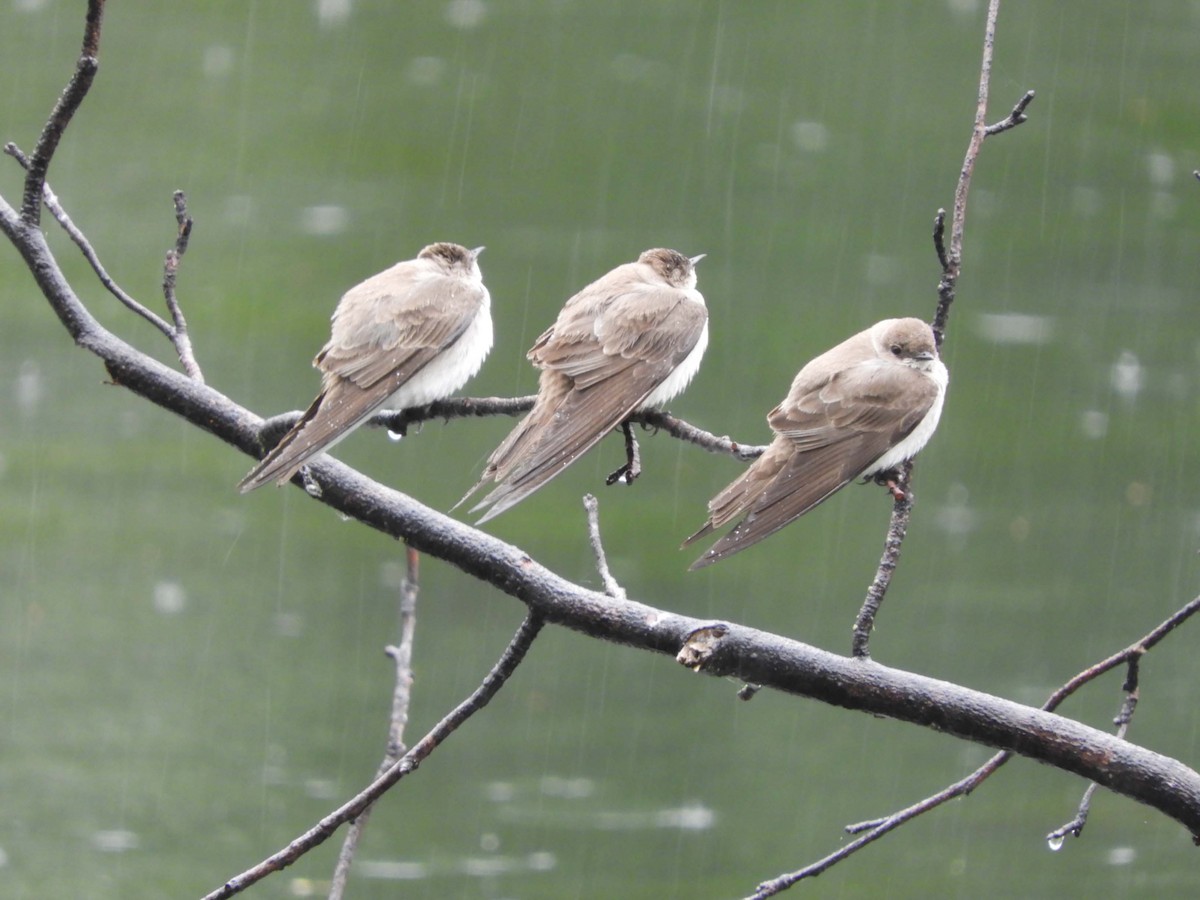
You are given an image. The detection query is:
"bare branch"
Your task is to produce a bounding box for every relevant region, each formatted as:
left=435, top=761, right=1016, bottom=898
left=4, top=142, right=177, bottom=338
left=1042, top=593, right=1200, bottom=709
left=634, top=408, right=767, bottom=461
left=984, top=89, right=1036, bottom=135
left=932, top=208, right=949, bottom=283
left=851, top=462, right=914, bottom=658
left=1043, top=598, right=1200, bottom=846
left=750, top=752, right=1009, bottom=897
left=771, top=592, right=1200, bottom=891
left=388, top=545, right=422, bottom=752
left=329, top=545, right=421, bottom=899
left=933, top=1, right=1035, bottom=341
left=857, top=0, right=1036, bottom=659
left=376, top=394, right=533, bottom=436
left=162, top=190, right=204, bottom=381
left=356, top=399, right=766, bottom=463
left=205, top=610, right=545, bottom=900
left=583, top=494, right=627, bottom=600
left=20, top=0, right=105, bottom=225
left=673, top=615, right=1200, bottom=838
left=7, top=145, right=207, bottom=381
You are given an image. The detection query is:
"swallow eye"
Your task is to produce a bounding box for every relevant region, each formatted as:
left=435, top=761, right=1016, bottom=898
left=890, top=344, right=903, bottom=356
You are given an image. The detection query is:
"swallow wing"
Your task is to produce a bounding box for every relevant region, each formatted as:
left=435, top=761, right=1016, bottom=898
left=239, top=268, right=486, bottom=491
left=468, top=280, right=707, bottom=520
left=689, top=358, right=938, bottom=568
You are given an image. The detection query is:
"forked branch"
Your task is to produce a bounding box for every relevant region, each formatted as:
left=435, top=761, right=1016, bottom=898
left=850, top=0, right=1035, bottom=658
left=757, top=593, right=1200, bottom=897
left=204, top=610, right=546, bottom=900
left=328, top=544, right=423, bottom=899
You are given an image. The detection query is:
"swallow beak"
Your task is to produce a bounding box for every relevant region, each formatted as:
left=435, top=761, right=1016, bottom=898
left=470, top=246, right=486, bottom=260
left=689, top=253, right=706, bottom=266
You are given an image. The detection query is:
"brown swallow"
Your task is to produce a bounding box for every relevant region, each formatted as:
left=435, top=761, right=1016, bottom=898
left=685, top=317, right=948, bottom=569
left=460, top=248, right=708, bottom=523
left=239, top=242, right=491, bottom=491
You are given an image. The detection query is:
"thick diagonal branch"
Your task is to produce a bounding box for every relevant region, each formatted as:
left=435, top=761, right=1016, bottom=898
left=4, top=206, right=1200, bottom=840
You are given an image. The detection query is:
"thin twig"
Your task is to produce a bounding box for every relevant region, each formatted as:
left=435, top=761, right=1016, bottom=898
left=853, top=0, right=1034, bottom=658
left=1043, top=597, right=1197, bottom=847
left=635, top=408, right=767, bottom=461
left=163, top=190, right=204, bottom=381
left=21, top=0, right=105, bottom=224
left=766, top=0, right=1034, bottom=880
left=8, top=144, right=207, bottom=380
left=932, top=209, right=949, bottom=282
left=328, top=545, right=421, bottom=899
left=7, top=0, right=203, bottom=382
left=582, top=494, right=627, bottom=600
left=932, top=5, right=1034, bottom=343
left=204, top=610, right=545, bottom=900
left=851, top=463, right=914, bottom=658
left=4, top=142, right=176, bottom=338
left=1047, top=782, right=1101, bottom=848
left=377, top=395, right=533, bottom=436
left=340, top=399, right=768, bottom=462
left=750, top=752, right=1009, bottom=897
left=379, top=400, right=768, bottom=463
left=387, top=546, right=422, bottom=753
left=984, top=89, right=1036, bottom=135
left=1044, top=594, right=1200, bottom=704
left=758, top=591, right=1200, bottom=895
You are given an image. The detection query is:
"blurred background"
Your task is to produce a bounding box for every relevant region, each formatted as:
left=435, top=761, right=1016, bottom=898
left=2, top=1, right=1199, bottom=897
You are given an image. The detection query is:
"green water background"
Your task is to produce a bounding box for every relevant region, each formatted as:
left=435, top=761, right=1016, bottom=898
left=2, top=2, right=1198, bottom=897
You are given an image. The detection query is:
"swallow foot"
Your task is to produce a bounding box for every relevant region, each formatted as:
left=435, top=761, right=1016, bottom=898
left=871, top=468, right=909, bottom=501
left=605, top=461, right=640, bottom=486
left=605, top=420, right=643, bottom=486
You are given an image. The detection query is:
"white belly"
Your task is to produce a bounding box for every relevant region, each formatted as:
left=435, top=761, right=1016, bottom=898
left=863, top=359, right=948, bottom=475
left=387, top=302, right=493, bottom=409
left=641, top=319, right=709, bottom=408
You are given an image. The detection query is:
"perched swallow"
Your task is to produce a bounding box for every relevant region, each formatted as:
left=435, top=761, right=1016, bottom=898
left=685, top=317, right=947, bottom=569
left=461, top=248, right=708, bottom=523
left=239, top=242, right=491, bottom=491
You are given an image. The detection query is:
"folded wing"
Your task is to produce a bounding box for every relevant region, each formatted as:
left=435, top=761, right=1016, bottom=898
left=688, top=355, right=938, bottom=568
left=466, top=280, right=707, bottom=521
left=239, top=274, right=486, bottom=491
